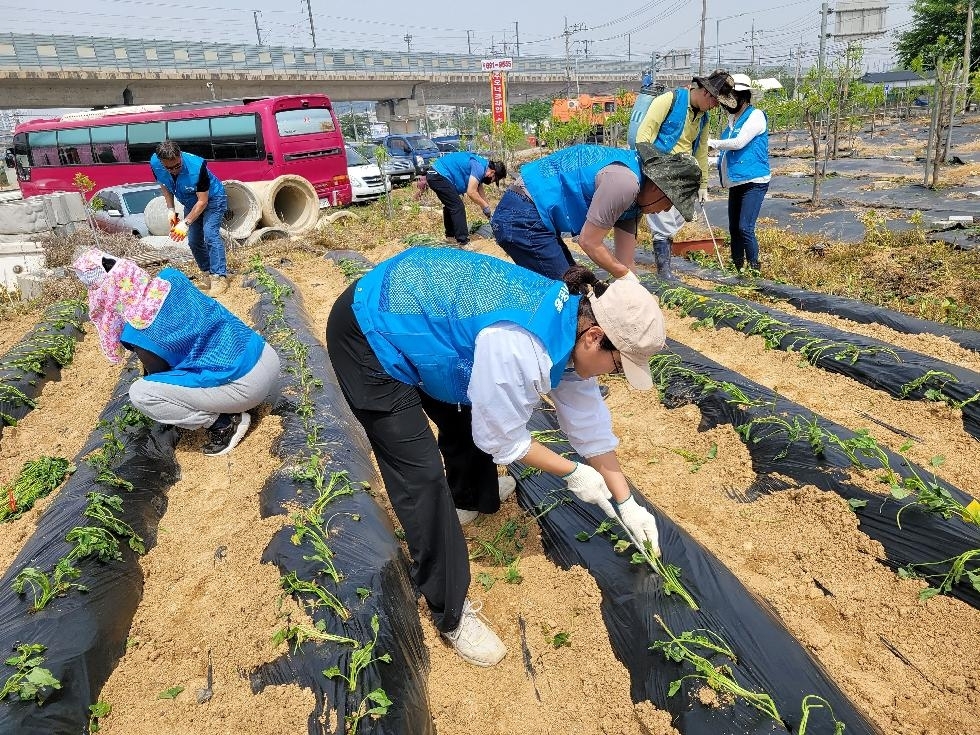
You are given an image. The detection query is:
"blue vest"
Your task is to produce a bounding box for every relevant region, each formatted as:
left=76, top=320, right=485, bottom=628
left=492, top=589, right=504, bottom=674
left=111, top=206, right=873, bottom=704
left=352, top=247, right=580, bottom=405
left=520, top=145, right=641, bottom=235
left=120, top=268, right=265, bottom=389
left=718, top=106, right=770, bottom=185
left=150, top=152, right=225, bottom=211
left=433, top=152, right=488, bottom=193
left=629, top=88, right=707, bottom=153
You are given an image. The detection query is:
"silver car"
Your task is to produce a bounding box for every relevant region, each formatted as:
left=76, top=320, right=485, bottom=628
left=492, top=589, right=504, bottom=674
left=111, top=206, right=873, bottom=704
left=91, top=183, right=162, bottom=238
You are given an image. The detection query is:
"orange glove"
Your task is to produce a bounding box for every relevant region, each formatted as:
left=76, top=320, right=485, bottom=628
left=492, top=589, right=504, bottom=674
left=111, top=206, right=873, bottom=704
left=167, top=208, right=179, bottom=228
left=170, top=220, right=188, bottom=242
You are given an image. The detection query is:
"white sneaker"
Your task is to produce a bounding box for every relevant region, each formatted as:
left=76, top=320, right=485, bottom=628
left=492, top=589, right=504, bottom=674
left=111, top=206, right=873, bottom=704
left=497, top=476, right=517, bottom=503
left=443, top=599, right=507, bottom=667
left=456, top=508, right=480, bottom=525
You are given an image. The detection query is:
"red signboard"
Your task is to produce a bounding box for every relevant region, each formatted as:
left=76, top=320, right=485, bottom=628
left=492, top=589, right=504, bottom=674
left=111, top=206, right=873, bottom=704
left=490, top=71, right=506, bottom=125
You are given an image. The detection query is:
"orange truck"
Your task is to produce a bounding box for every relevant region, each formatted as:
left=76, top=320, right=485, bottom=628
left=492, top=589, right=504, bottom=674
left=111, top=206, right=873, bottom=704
left=550, top=93, right=636, bottom=124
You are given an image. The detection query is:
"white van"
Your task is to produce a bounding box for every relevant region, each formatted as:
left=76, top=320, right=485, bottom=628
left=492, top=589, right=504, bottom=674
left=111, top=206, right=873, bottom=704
left=345, top=144, right=389, bottom=203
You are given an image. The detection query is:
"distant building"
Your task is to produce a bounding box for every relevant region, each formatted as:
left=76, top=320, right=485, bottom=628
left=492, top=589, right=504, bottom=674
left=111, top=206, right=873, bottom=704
left=859, top=71, right=933, bottom=89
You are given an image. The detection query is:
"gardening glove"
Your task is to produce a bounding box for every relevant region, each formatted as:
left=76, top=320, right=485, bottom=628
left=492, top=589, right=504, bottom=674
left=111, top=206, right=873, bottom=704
left=706, top=138, right=720, bottom=150
left=170, top=220, right=189, bottom=242
left=697, top=188, right=709, bottom=204
left=617, top=270, right=640, bottom=282
left=616, top=495, right=661, bottom=556
left=562, top=463, right=616, bottom=518
left=481, top=205, right=492, bottom=218
left=167, top=208, right=179, bottom=228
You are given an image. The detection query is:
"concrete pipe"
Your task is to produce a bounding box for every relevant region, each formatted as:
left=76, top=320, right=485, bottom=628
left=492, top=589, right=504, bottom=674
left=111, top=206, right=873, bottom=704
left=243, top=226, right=291, bottom=249
left=246, top=176, right=319, bottom=236
left=221, top=180, right=263, bottom=240
left=143, top=197, right=184, bottom=237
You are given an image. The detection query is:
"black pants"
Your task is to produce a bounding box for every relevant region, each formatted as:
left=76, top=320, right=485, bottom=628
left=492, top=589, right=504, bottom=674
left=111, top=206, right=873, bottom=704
left=325, top=282, right=498, bottom=632
left=426, top=171, right=469, bottom=244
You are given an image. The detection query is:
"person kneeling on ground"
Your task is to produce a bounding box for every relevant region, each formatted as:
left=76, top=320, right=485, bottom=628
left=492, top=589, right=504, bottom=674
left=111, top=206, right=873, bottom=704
left=425, top=152, right=506, bottom=247
left=71, top=248, right=280, bottom=456
left=326, top=246, right=664, bottom=668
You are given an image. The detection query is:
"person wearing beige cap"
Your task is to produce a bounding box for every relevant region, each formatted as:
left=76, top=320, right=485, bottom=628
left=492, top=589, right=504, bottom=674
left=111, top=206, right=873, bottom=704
left=326, top=246, right=665, bottom=669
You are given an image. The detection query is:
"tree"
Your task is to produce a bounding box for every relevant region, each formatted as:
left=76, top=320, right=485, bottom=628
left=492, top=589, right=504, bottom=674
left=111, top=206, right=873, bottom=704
left=896, top=0, right=978, bottom=72
left=340, top=111, right=371, bottom=142
left=796, top=68, right=837, bottom=205
left=509, top=99, right=552, bottom=137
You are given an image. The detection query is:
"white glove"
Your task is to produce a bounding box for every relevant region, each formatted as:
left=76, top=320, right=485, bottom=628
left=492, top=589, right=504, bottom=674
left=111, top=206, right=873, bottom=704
left=167, top=208, right=179, bottom=228
left=617, top=495, right=660, bottom=556
left=697, top=188, right=709, bottom=204
left=562, top=463, right=615, bottom=518
left=618, top=270, right=640, bottom=282
left=706, top=138, right=720, bottom=150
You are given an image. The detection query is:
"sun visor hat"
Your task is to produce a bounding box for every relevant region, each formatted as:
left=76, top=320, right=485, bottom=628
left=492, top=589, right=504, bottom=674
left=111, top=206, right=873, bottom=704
left=635, top=143, right=702, bottom=222
left=731, top=73, right=753, bottom=91
left=590, top=278, right=666, bottom=391
left=694, top=69, right=737, bottom=107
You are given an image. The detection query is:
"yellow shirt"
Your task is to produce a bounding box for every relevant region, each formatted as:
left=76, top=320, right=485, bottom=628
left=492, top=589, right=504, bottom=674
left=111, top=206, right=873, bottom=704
left=635, top=89, right=710, bottom=187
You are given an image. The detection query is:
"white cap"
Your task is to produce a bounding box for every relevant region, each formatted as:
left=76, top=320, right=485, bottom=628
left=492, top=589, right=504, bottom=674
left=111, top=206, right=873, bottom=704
left=731, top=73, right=753, bottom=91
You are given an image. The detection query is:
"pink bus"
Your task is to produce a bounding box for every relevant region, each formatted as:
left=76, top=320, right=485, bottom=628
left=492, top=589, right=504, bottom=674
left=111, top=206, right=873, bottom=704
left=6, top=95, right=352, bottom=207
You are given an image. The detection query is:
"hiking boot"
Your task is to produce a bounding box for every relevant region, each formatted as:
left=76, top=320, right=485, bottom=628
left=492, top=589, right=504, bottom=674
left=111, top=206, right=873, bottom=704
left=209, top=276, right=229, bottom=296
left=457, top=508, right=480, bottom=526
left=197, top=271, right=212, bottom=291
left=498, top=476, right=517, bottom=503
left=203, top=412, right=251, bottom=456
left=443, top=599, right=507, bottom=667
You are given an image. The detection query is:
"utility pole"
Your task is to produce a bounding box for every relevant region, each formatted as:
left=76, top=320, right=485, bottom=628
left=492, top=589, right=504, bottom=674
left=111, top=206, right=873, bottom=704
left=515, top=21, right=520, bottom=57
left=577, top=39, right=591, bottom=57
left=793, top=42, right=803, bottom=99
left=466, top=30, right=472, bottom=55
left=698, top=0, right=707, bottom=74
left=750, top=19, right=755, bottom=67
left=627, top=33, right=631, bottom=61
left=818, top=2, right=831, bottom=78
left=964, top=0, right=974, bottom=111
left=304, top=0, right=316, bottom=48
left=404, top=34, right=412, bottom=53
left=253, top=11, right=262, bottom=46
left=562, top=17, right=587, bottom=96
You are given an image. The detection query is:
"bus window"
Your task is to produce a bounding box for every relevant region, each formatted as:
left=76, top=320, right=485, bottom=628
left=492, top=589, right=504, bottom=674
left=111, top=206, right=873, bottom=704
left=211, top=115, right=260, bottom=160
left=91, top=125, right=129, bottom=164
left=127, top=121, right=166, bottom=162
left=275, top=108, right=336, bottom=137
left=12, top=133, right=31, bottom=179
left=167, top=118, right=213, bottom=159
left=57, top=128, right=94, bottom=165
left=28, top=130, right=58, bottom=166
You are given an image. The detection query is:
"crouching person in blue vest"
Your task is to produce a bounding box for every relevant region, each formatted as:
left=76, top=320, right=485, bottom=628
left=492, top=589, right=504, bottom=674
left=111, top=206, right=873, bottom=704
left=707, top=74, right=771, bottom=273
left=326, top=247, right=664, bottom=667
left=425, top=152, right=506, bottom=246
left=150, top=140, right=230, bottom=296
left=71, top=248, right=280, bottom=457
left=491, top=143, right=700, bottom=281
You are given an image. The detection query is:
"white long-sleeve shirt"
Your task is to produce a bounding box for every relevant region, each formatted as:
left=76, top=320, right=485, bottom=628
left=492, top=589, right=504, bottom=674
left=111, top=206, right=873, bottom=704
left=467, top=323, right=618, bottom=465
left=708, top=107, right=771, bottom=188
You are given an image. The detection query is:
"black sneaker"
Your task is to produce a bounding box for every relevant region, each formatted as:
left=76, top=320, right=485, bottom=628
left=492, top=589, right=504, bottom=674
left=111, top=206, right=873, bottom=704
left=203, top=412, right=251, bottom=456
left=599, top=384, right=610, bottom=400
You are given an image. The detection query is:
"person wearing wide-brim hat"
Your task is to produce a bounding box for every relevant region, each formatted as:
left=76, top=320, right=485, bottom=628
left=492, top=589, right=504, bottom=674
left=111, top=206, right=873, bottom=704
left=629, top=69, right=736, bottom=279
left=490, top=143, right=700, bottom=281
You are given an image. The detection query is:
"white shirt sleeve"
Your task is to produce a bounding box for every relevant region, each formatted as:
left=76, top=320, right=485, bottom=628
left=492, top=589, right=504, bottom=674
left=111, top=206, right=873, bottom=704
left=468, top=324, right=553, bottom=465
left=467, top=323, right=619, bottom=465
left=709, top=108, right=767, bottom=151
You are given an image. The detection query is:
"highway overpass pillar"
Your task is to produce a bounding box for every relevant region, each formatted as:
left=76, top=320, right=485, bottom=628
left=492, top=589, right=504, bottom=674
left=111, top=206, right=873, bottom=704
left=375, top=98, right=423, bottom=134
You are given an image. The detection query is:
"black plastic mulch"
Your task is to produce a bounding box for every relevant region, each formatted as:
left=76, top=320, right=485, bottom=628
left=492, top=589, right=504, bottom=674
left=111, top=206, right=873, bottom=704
left=0, top=362, right=180, bottom=735
left=246, top=264, right=434, bottom=735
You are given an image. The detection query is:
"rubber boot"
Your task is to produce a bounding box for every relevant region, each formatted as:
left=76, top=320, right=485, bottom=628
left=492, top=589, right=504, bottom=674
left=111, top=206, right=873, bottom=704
left=653, top=239, right=676, bottom=281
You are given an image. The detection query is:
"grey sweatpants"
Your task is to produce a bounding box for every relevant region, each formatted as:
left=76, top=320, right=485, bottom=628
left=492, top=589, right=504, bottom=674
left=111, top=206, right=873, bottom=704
left=128, top=344, right=280, bottom=430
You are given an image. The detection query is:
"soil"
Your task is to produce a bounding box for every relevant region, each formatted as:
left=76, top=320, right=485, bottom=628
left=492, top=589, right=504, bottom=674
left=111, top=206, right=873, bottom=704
left=1, top=193, right=978, bottom=735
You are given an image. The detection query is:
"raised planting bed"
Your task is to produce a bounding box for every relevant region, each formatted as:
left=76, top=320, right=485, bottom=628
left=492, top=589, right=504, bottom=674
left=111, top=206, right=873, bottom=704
left=0, top=362, right=180, bottom=733
left=246, top=256, right=434, bottom=735
left=0, top=300, right=87, bottom=437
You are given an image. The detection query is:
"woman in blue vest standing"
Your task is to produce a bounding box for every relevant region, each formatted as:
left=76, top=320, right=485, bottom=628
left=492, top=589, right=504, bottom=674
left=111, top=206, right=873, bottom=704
left=490, top=143, right=701, bottom=280
left=326, top=247, right=664, bottom=667
left=70, top=247, right=280, bottom=456
left=150, top=140, right=230, bottom=295
left=708, top=74, right=771, bottom=272
left=425, top=152, right=506, bottom=247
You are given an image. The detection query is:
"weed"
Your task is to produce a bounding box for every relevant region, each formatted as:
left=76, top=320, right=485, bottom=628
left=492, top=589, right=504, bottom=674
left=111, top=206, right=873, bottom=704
left=668, top=443, right=718, bottom=473
left=0, top=456, right=74, bottom=522
left=0, top=643, right=61, bottom=705
left=546, top=631, right=571, bottom=649
left=477, top=572, right=495, bottom=591
left=336, top=258, right=370, bottom=282
left=272, top=618, right=359, bottom=653
left=503, top=558, right=523, bottom=584
left=323, top=614, right=393, bottom=735
left=89, top=700, right=112, bottom=732
left=158, top=686, right=183, bottom=700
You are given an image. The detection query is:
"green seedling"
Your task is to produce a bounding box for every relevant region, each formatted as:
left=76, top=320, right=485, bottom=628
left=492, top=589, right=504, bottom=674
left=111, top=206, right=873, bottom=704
left=477, top=572, right=495, bottom=591
left=356, top=587, right=372, bottom=601
left=0, top=643, right=61, bottom=705
left=323, top=614, right=393, bottom=735
left=652, top=615, right=783, bottom=725
left=337, top=258, right=370, bottom=282
left=272, top=618, right=359, bottom=653
left=13, top=560, right=87, bottom=612
left=547, top=631, right=571, bottom=649
left=0, top=456, right=74, bottom=522
left=291, top=515, right=343, bottom=584
left=503, top=558, right=523, bottom=584
left=0, top=383, right=37, bottom=425
left=158, top=686, right=183, bottom=700
left=65, top=526, right=123, bottom=563
left=898, top=549, right=980, bottom=600
left=281, top=571, right=350, bottom=621
left=469, top=496, right=565, bottom=566
left=89, top=700, right=112, bottom=732
left=668, top=443, right=717, bottom=473
left=84, top=493, right=145, bottom=554
left=649, top=353, right=768, bottom=409
left=798, top=694, right=846, bottom=735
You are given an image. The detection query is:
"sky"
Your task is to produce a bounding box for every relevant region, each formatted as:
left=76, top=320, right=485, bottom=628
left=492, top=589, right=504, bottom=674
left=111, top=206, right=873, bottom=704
left=7, top=0, right=914, bottom=73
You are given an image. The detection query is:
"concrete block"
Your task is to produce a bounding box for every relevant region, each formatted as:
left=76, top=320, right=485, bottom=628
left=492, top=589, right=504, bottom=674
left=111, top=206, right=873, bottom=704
left=63, top=192, right=88, bottom=222
left=0, top=198, right=49, bottom=235
left=949, top=215, right=976, bottom=223
left=41, top=194, right=69, bottom=226
left=0, top=241, right=45, bottom=292
left=16, top=271, right=49, bottom=301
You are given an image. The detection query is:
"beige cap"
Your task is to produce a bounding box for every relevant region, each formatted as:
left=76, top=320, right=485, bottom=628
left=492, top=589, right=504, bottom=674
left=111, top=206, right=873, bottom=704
left=590, top=279, right=666, bottom=391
